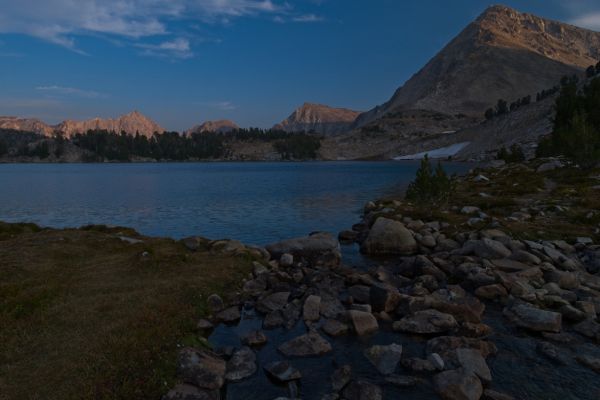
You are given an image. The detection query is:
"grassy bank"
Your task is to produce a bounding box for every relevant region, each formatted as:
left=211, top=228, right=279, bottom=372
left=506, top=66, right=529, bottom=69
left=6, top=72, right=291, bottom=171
left=0, top=223, right=256, bottom=400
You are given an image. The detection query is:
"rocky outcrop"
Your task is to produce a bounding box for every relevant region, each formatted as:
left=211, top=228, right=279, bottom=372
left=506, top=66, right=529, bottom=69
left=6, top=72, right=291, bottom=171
left=186, top=120, right=239, bottom=134
left=274, top=103, right=361, bottom=135
left=0, top=116, right=54, bottom=136
left=56, top=111, right=165, bottom=138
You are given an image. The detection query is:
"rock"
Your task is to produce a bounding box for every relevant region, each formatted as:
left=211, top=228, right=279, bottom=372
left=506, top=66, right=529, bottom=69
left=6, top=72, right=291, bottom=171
left=331, top=365, right=352, bottom=391
left=537, top=160, right=563, bottom=172
left=264, top=360, right=302, bottom=382
left=456, top=348, right=492, bottom=384
left=303, top=295, right=321, bottom=322
left=464, top=239, right=512, bottom=259
left=576, top=355, right=600, bottom=373
left=241, top=330, right=268, bottom=347
left=510, top=250, right=541, bottom=265
left=426, top=336, right=498, bottom=359
left=216, top=306, right=241, bottom=323
left=207, top=294, right=224, bottom=314
left=428, top=352, right=445, bottom=371
left=257, top=292, right=290, bottom=313
left=572, top=318, right=600, bottom=341
left=177, top=348, right=226, bottom=390
left=419, top=235, right=438, bottom=248
left=363, top=343, right=403, bottom=375
left=243, top=278, right=267, bottom=295
left=348, top=285, right=371, bottom=304
left=278, top=330, right=332, bottom=357
left=433, top=368, right=483, bottom=400
left=162, top=384, right=219, bottom=400
left=339, top=230, right=359, bottom=243
left=576, top=237, right=594, bottom=245
left=361, top=217, right=418, bottom=255
left=341, top=380, right=383, bottom=400
left=503, top=304, right=562, bottom=333
left=266, top=232, right=341, bottom=265
left=558, top=305, right=586, bottom=322
left=473, top=175, right=490, bottom=182
left=461, top=206, right=481, bottom=215
left=320, top=295, right=346, bottom=319
left=483, top=389, right=515, bottom=400
left=280, top=253, right=294, bottom=267
left=369, top=284, right=401, bottom=313
left=196, top=319, right=214, bottom=330
left=385, top=375, right=422, bottom=387
left=546, top=271, right=579, bottom=290
left=181, top=236, right=207, bottom=252
left=264, top=310, right=285, bottom=329
left=322, top=319, right=349, bottom=337
left=393, top=309, right=458, bottom=334
left=225, top=347, right=257, bottom=381
left=401, top=357, right=437, bottom=373
left=475, top=284, right=508, bottom=301
left=348, top=310, right=379, bottom=336
left=536, top=341, right=567, bottom=365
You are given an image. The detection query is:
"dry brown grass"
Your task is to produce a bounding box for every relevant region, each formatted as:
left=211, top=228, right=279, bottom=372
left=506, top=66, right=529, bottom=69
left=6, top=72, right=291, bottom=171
left=0, top=224, right=254, bottom=400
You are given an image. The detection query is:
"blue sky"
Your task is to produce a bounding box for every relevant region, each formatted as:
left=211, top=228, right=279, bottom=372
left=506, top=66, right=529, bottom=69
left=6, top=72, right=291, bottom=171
left=1, top=0, right=599, bottom=131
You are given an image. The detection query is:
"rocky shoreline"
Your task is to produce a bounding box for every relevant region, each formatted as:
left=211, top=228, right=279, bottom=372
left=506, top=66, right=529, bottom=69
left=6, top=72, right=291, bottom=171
left=163, top=160, right=600, bottom=400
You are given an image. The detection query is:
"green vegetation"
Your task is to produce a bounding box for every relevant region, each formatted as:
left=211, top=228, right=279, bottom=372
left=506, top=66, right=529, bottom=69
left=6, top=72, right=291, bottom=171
left=405, top=155, right=455, bottom=205
left=485, top=96, right=531, bottom=120
left=537, top=75, right=600, bottom=168
left=273, top=134, right=321, bottom=160
left=0, top=224, right=256, bottom=400
left=497, top=144, right=525, bottom=163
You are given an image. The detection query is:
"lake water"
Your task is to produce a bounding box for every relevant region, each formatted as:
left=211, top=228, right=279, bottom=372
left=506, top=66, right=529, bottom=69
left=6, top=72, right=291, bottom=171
left=0, top=161, right=470, bottom=245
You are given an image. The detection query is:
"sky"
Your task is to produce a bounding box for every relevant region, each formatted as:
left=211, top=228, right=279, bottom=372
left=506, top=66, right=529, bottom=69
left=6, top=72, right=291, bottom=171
left=1, top=0, right=600, bottom=131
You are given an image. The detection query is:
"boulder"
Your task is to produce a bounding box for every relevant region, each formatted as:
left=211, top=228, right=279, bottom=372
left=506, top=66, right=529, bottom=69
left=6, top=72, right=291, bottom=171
left=278, top=330, right=332, bottom=357
left=456, top=348, right=492, bottom=384
left=266, top=232, right=341, bottom=265
left=475, top=284, right=508, bottom=301
left=393, top=310, right=458, bottom=334
left=503, top=304, right=562, bottom=333
left=348, top=310, right=379, bottom=336
left=225, top=347, right=257, bottom=381
left=264, top=361, right=302, bottom=382
left=322, top=319, right=349, bottom=337
left=370, top=284, right=401, bottom=313
left=341, top=380, right=383, bottom=400
left=361, top=218, right=417, bottom=255
left=177, top=348, right=226, bottom=390
left=241, top=330, right=268, bottom=347
left=483, top=389, right=515, bottom=400
left=280, top=253, right=294, bottom=267
left=576, top=355, right=600, bottom=373
left=385, top=375, right=422, bottom=387
left=464, top=239, right=512, bottom=259
left=206, top=294, right=224, bottom=314
left=433, top=368, right=483, bottom=400
left=215, top=306, right=241, bottom=323
left=363, top=343, right=403, bottom=375
left=256, top=292, right=290, bottom=313
left=348, top=285, right=371, bottom=304
left=303, top=295, right=321, bottom=322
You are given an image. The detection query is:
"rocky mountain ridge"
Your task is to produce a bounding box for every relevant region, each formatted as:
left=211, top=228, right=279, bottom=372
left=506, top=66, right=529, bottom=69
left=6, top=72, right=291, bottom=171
left=186, top=120, right=240, bottom=134
left=274, top=103, right=361, bottom=135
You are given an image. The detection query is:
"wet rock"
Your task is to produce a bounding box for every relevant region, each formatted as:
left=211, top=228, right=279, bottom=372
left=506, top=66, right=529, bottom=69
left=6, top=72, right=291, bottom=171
left=177, top=348, right=226, bottom=390
left=162, top=384, right=219, bottom=400
left=456, top=348, right=492, bottom=384
left=575, top=355, right=600, bottom=373
left=225, top=347, right=257, bottom=381
left=433, top=368, right=483, bottom=400
left=331, top=364, right=352, bottom=391
left=216, top=306, right=241, bottom=324
left=303, top=295, right=321, bottom=322
left=475, top=284, right=508, bottom=301
left=264, top=361, right=302, bottom=382
left=341, top=380, right=383, bottom=400
left=363, top=343, right=403, bottom=375
left=257, top=292, right=290, bottom=314
left=207, top=294, right=224, bottom=314
left=483, top=389, right=515, bottom=400
left=428, top=352, right=445, bottom=371
left=241, top=330, right=268, bottom=347
left=361, top=217, right=417, bottom=255
left=370, top=284, right=401, bottom=313
left=393, top=309, right=458, bottom=334
left=278, top=330, right=332, bottom=357
left=503, top=304, right=562, bottom=333
left=348, top=310, right=379, bottom=336
left=322, top=319, right=349, bottom=337
left=266, top=232, right=341, bottom=266
left=348, top=285, right=371, bottom=304
left=384, top=375, right=422, bottom=387
left=535, top=342, right=567, bottom=365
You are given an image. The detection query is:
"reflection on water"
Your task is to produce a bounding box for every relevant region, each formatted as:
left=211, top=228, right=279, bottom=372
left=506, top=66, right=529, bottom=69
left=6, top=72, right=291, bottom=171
left=0, top=161, right=470, bottom=244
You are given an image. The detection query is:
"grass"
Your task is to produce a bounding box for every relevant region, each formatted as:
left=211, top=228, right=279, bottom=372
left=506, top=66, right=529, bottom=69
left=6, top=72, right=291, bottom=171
left=0, top=224, right=255, bottom=400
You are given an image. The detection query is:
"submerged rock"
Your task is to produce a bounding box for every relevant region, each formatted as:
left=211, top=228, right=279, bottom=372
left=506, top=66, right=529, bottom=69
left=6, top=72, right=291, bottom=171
left=264, top=360, right=302, bottom=382
left=177, top=348, right=226, bottom=390
left=225, top=347, right=257, bottom=381
left=278, top=330, right=332, bottom=357
left=393, top=309, right=458, bottom=334
left=363, top=343, right=403, bottom=375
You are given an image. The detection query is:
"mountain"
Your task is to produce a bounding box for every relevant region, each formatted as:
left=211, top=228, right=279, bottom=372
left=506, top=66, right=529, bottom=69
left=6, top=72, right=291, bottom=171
left=0, top=116, right=54, bottom=136
left=56, top=111, right=165, bottom=137
left=355, top=5, right=600, bottom=127
left=274, top=103, right=361, bottom=135
left=186, top=120, right=240, bottom=134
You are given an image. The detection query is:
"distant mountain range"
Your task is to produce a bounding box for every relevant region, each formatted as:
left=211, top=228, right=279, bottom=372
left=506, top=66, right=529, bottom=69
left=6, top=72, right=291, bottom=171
left=2, top=4, right=600, bottom=160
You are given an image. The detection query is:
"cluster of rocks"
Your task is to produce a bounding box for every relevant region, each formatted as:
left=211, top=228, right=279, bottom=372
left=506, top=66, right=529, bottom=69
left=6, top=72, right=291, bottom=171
left=167, top=203, right=600, bottom=399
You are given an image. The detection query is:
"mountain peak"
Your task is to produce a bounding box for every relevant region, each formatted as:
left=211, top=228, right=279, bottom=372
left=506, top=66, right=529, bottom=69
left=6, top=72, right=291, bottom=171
left=186, top=119, right=240, bottom=134
left=275, top=103, right=361, bottom=135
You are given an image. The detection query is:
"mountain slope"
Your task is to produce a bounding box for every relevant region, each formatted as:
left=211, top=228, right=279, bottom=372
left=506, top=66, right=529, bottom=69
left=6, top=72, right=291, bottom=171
left=186, top=120, right=240, bottom=134
left=274, top=103, right=361, bottom=135
left=355, top=5, right=600, bottom=127
left=56, top=111, right=165, bottom=137
left=0, top=117, right=54, bottom=136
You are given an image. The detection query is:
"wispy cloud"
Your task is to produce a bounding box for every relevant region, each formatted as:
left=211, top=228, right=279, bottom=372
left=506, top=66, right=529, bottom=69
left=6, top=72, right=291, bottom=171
left=570, top=12, right=600, bottom=30
left=35, top=85, right=107, bottom=99
left=292, top=14, right=324, bottom=23
left=199, top=101, right=237, bottom=111
left=136, top=37, right=194, bottom=59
